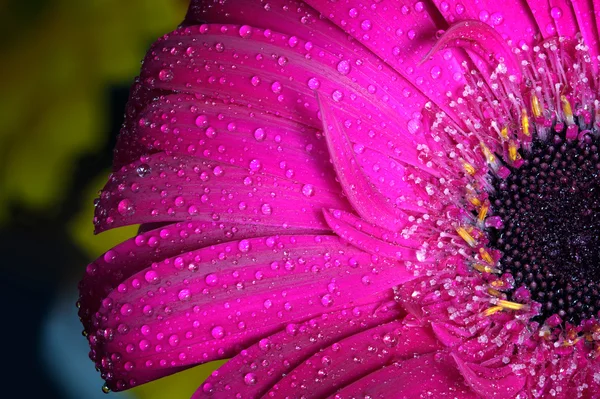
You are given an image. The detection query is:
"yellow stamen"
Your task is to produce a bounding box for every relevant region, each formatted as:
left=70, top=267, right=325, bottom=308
left=531, top=93, right=543, bottom=118
left=462, top=161, right=476, bottom=175
left=483, top=306, right=503, bottom=316
left=490, top=279, right=505, bottom=288
left=561, top=95, right=574, bottom=125
left=478, top=202, right=489, bottom=222
left=508, top=140, right=518, bottom=162
left=496, top=299, right=527, bottom=311
left=480, top=142, right=497, bottom=164
left=469, top=196, right=482, bottom=207
left=487, top=287, right=502, bottom=297
left=479, top=247, right=494, bottom=264
left=521, top=109, right=530, bottom=136
left=456, top=226, right=476, bottom=247
left=500, top=126, right=509, bottom=140
left=473, top=263, right=500, bottom=274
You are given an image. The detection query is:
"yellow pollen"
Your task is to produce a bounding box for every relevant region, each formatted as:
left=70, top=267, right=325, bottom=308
left=496, top=299, right=527, bottom=311
left=480, top=143, right=497, bottom=164
left=487, top=287, right=502, bottom=297
left=561, top=95, right=574, bottom=124
left=479, top=247, right=494, bottom=264
left=462, top=161, right=476, bottom=175
left=490, top=280, right=505, bottom=288
left=508, top=140, right=518, bottom=162
left=469, top=196, right=482, bottom=207
left=500, top=126, right=509, bottom=140
left=521, top=109, right=530, bottom=136
left=531, top=93, right=543, bottom=118
left=473, top=263, right=500, bottom=274
left=483, top=306, right=504, bottom=316
left=478, top=202, right=489, bottom=222
left=456, top=226, right=476, bottom=247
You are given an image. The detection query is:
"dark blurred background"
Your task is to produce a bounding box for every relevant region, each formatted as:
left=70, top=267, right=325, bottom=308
left=0, top=1, right=219, bottom=398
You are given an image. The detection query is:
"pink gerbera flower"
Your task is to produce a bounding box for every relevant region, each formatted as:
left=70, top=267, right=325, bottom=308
left=79, top=0, right=600, bottom=397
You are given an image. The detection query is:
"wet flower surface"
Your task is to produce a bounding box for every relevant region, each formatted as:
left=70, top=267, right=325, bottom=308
left=79, top=0, right=600, bottom=397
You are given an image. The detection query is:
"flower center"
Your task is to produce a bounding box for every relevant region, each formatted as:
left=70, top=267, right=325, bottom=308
left=489, top=130, right=600, bottom=323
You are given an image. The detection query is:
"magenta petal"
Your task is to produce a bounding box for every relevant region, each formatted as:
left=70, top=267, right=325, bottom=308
left=262, top=320, right=440, bottom=398
left=305, top=0, right=468, bottom=119
left=323, top=209, right=425, bottom=262
left=432, top=0, right=538, bottom=46
left=318, top=96, right=408, bottom=232
left=423, top=20, right=521, bottom=80
left=79, top=221, right=323, bottom=332
left=115, top=95, right=339, bottom=188
left=329, top=352, right=479, bottom=399
left=193, top=298, right=403, bottom=398
left=90, top=235, right=415, bottom=390
left=452, top=354, right=526, bottom=399
left=93, top=153, right=348, bottom=233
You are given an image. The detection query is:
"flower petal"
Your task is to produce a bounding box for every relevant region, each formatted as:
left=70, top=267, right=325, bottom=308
left=304, top=0, right=468, bottom=117
left=431, top=0, right=538, bottom=46
left=79, top=221, right=324, bottom=332
left=452, top=354, right=526, bottom=399
left=329, top=352, right=479, bottom=399
left=261, top=319, right=440, bottom=399
left=90, top=235, right=416, bottom=390
left=93, top=153, right=348, bottom=233
left=193, top=298, right=404, bottom=399
left=137, top=22, right=439, bottom=168
left=318, top=95, right=409, bottom=232
left=115, top=94, right=338, bottom=189
left=323, top=209, right=425, bottom=262
left=528, top=0, right=600, bottom=71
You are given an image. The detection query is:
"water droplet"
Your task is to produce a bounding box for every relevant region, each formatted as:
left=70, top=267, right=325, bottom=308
left=144, top=270, right=160, bottom=284
left=430, top=66, right=441, bottom=79
left=320, top=294, right=333, bottom=307
left=307, top=77, right=320, bottom=89
left=158, top=69, right=173, bottom=82
left=205, top=273, right=218, bottom=286
left=249, top=159, right=262, bottom=172
left=178, top=289, right=191, bottom=301
left=211, top=326, right=225, bottom=339
left=238, top=239, right=251, bottom=252
left=117, top=199, right=135, bottom=217
left=301, top=184, right=315, bottom=197
left=136, top=164, right=151, bottom=178
left=239, top=25, right=253, bottom=38
left=195, top=115, right=209, bottom=129
left=244, top=373, right=257, bottom=385
left=361, top=20, right=372, bottom=31
left=120, top=303, right=133, bottom=316
left=261, top=203, right=272, bottom=215
left=271, top=82, right=282, bottom=93
left=551, top=7, right=562, bottom=19
left=337, top=60, right=351, bottom=75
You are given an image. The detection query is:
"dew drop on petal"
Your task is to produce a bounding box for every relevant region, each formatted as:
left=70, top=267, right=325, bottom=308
left=205, top=273, right=218, bottom=286
left=301, top=184, right=315, bottom=197
left=178, top=289, right=191, bottom=301
left=238, top=239, right=251, bottom=253
left=253, top=128, right=266, bottom=141
left=144, top=270, right=160, bottom=284
left=238, top=25, right=252, bottom=38
left=337, top=60, right=351, bottom=75
left=307, top=77, right=320, bottom=89
left=244, top=373, right=257, bottom=385
left=117, top=199, right=135, bottom=216
left=211, top=326, right=225, bottom=339
left=195, top=115, right=209, bottom=129
left=158, top=69, right=173, bottom=82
